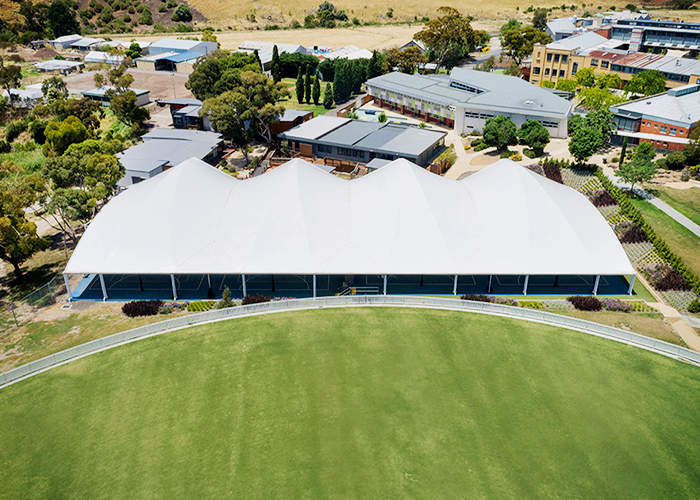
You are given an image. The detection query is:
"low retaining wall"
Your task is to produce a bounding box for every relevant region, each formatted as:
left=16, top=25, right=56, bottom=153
left=2, top=296, right=698, bottom=389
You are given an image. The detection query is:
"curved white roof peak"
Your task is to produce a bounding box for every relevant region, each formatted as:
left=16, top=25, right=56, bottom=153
left=66, top=157, right=634, bottom=276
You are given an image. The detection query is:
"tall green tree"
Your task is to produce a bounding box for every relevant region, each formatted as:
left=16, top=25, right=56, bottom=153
left=616, top=141, right=657, bottom=192
left=518, top=120, right=550, bottom=156
left=413, top=6, right=478, bottom=73
left=271, top=45, right=281, bottom=83
left=323, top=82, right=334, bottom=109
left=47, top=0, right=79, bottom=38
left=483, top=115, right=518, bottom=151
left=304, top=65, right=312, bottom=103
left=569, top=126, right=604, bottom=163
left=501, top=25, right=552, bottom=65
left=296, top=65, right=305, bottom=103
left=186, top=51, right=261, bottom=100
left=0, top=164, right=48, bottom=280
left=0, top=60, right=22, bottom=107
left=619, top=137, right=628, bottom=167
left=386, top=46, right=427, bottom=74
left=366, top=50, right=383, bottom=80
left=44, top=117, right=88, bottom=156
left=532, top=9, right=548, bottom=30
left=253, top=49, right=263, bottom=72
left=575, top=67, right=596, bottom=87
left=625, top=70, right=666, bottom=96
left=312, top=75, right=321, bottom=105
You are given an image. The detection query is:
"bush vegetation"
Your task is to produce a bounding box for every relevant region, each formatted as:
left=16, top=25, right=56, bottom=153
left=567, top=296, right=602, bottom=311
left=242, top=294, right=271, bottom=305
left=122, top=300, right=164, bottom=317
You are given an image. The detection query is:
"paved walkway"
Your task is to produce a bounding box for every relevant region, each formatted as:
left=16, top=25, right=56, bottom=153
left=649, top=302, right=700, bottom=351
left=601, top=165, right=700, bottom=238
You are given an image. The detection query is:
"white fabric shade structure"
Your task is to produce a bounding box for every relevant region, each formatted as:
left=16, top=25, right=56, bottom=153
left=66, top=157, right=634, bottom=282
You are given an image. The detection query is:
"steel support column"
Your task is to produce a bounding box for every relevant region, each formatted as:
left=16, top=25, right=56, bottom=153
left=63, top=274, right=72, bottom=301
left=99, top=274, right=108, bottom=301
left=523, top=275, right=530, bottom=296
left=313, top=275, right=317, bottom=298
left=593, top=275, right=601, bottom=296
left=383, top=275, right=387, bottom=295
left=170, top=274, right=178, bottom=300
left=487, top=275, right=493, bottom=293
left=453, top=275, right=458, bottom=295
left=242, top=274, right=247, bottom=297
left=628, top=274, right=636, bottom=296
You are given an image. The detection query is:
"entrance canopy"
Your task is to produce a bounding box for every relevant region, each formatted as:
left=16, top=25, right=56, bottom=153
left=65, top=157, right=634, bottom=277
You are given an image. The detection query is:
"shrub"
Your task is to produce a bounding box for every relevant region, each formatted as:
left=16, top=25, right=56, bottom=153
left=473, top=143, right=488, bottom=152
left=122, top=300, right=163, bottom=317
left=542, top=162, right=563, bottom=184
left=242, top=293, right=271, bottom=305
left=500, top=150, right=513, bottom=158
left=646, top=264, right=692, bottom=291
left=215, top=286, right=235, bottom=309
left=510, top=153, right=523, bottom=161
left=688, top=299, right=700, bottom=313
left=5, top=121, right=26, bottom=143
left=619, top=222, right=648, bottom=244
left=469, top=130, right=482, bottom=136
left=470, top=137, right=484, bottom=147
left=589, top=189, right=617, bottom=207
left=159, top=301, right=189, bottom=314
left=611, top=156, right=619, bottom=163
left=460, top=294, right=492, bottom=302
left=519, top=300, right=544, bottom=309
left=0, top=140, right=10, bottom=153
left=187, top=300, right=215, bottom=312
left=523, top=148, right=537, bottom=159
left=601, top=299, right=633, bottom=312
left=567, top=295, right=602, bottom=311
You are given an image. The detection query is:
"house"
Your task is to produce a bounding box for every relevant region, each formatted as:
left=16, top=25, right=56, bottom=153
left=316, top=45, right=373, bottom=61
left=81, top=86, right=150, bottom=107
left=34, top=60, right=84, bottom=74
left=545, top=17, right=582, bottom=41
left=135, top=51, right=204, bottom=73
left=158, top=98, right=211, bottom=130
left=70, top=37, right=105, bottom=52
left=270, top=109, right=314, bottom=137
left=49, top=34, right=83, bottom=50
left=84, top=51, right=126, bottom=65
left=398, top=40, right=427, bottom=53
left=366, top=68, right=573, bottom=138
left=279, top=116, right=447, bottom=167
left=116, top=129, right=223, bottom=187
left=610, top=83, right=700, bottom=151
left=237, top=41, right=306, bottom=54
left=2, top=88, right=43, bottom=108
left=148, top=39, right=218, bottom=56
left=102, top=40, right=151, bottom=55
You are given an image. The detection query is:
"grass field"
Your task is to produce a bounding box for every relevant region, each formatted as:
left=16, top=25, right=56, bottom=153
left=647, top=185, right=700, bottom=227
left=631, top=196, right=700, bottom=278
left=279, top=78, right=328, bottom=116
left=1, top=307, right=699, bottom=498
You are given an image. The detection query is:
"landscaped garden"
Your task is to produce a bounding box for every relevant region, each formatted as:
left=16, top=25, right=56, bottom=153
left=1, top=307, right=699, bottom=498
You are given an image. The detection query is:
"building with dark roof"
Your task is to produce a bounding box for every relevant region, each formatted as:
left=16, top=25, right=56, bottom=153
left=366, top=69, right=573, bottom=138
left=280, top=116, right=447, bottom=166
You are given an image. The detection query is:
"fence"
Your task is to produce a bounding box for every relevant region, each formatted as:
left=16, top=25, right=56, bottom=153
left=0, top=273, right=68, bottom=330
left=2, top=295, right=699, bottom=389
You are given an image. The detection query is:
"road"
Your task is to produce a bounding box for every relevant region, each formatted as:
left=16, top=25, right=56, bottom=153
left=461, top=36, right=502, bottom=70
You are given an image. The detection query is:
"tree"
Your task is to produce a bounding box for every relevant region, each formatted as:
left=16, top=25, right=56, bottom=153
left=304, top=65, right=312, bottom=103
left=577, top=87, right=624, bottom=111
left=201, top=92, right=253, bottom=160
left=201, top=29, right=219, bottom=48
left=555, top=79, right=577, bottom=92
left=323, top=83, right=334, bottom=109
left=476, top=30, right=491, bottom=46
left=253, top=49, right=262, bottom=72
left=296, top=65, right=305, bottom=103
left=172, top=3, right=191, bottom=22
left=672, top=0, right=694, bottom=9
left=619, top=136, right=627, bottom=167
left=186, top=51, right=260, bottom=100
left=110, top=91, right=150, bottom=130
left=0, top=60, right=22, bottom=107
left=312, top=75, right=320, bottom=105
left=518, top=120, right=550, bottom=156
left=569, top=125, right=603, bottom=163
left=413, top=6, right=478, bottom=73
left=366, top=50, right=384, bottom=80
left=0, top=163, right=49, bottom=279
left=567, top=113, right=585, bottom=135
left=532, top=9, right=548, bottom=30
left=483, top=115, right=517, bottom=151
left=501, top=25, right=552, bottom=65
left=47, top=0, right=79, bottom=38
left=45, top=116, right=88, bottom=155
left=377, top=112, right=387, bottom=123
left=386, top=46, right=427, bottom=74
left=616, top=142, right=657, bottom=192
left=475, top=55, right=496, bottom=72
left=271, top=45, right=281, bottom=83
left=125, top=42, right=142, bottom=59
left=625, top=70, right=666, bottom=96
left=596, top=73, right=623, bottom=90
left=499, top=18, right=522, bottom=37
left=573, top=67, right=595, bottom=88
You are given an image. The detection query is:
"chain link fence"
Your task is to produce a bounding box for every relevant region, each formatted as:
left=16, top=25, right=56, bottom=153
left=0, top=274, right=68, bottom=331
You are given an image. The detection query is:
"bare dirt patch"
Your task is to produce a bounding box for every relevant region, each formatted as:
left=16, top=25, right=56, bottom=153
left=63, top=69, right=193, bottom=101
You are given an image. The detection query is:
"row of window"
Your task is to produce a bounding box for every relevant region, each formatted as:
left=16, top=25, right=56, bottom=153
left=532, top=67, right=566, bottom=77
left=546, top=53, right=569, bottom=63
left=642, top=121, right=680, bottom=135
left=589, top=59, right=611, bottom=69
left=337, top=147, right=365, bottom=158
left=465, top=111, right=495, bottom=119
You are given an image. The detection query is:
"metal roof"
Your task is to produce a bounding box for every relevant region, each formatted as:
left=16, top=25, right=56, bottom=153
left=238, top=40, right=306, bottom=53
left=613, top=52, right=700, bottom=76
left=150, top=39, right=205, bottom=50
left=610, top=85, right=700, bottom=127
left=318, top=121, right=384, bottom=146
left=546, top=17, right=577, bottom=35
left=161, top=51, right=205, bottom=63
left=81, top=86, right=149, bottom=97
left=546, top=31, right=608, bottom=51
left=279, top=109, right=313, bottom=121
left=280, top=116, right=350, bottom=140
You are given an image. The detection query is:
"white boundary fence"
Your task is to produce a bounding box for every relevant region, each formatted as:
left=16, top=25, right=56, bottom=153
left=2, top=295, right=699, bottom=389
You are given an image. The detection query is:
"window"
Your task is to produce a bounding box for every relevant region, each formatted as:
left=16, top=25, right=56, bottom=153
left=601, top=61, right=609, bottom=69
left=554, top=54, right=560, bottom=62
left=559, top=70, right=566, bottom=77
left=317, top=144, right=332, bottom=153
left=655, top=123, right=658, bottom=128
left=670, top=127, right=677, bottom=135
left=547, top=53, right=552, bottom=62
left=572, top=62, right=578, bottom=74
left=337, top=147, right=355, bottom=156
left=533, top=67, right=541, bottom=75
left=561, top=55, right=568, bottom=63
left=660, top=126, right=668, bottom=134
left=591, top=59, right=599, bottom=66
left=545, top=68, right=550, bottom=76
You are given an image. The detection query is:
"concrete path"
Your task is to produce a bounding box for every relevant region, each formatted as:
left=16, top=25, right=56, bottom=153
left=649, top=302, right=700, bottom=351
left=601, top=165, right=700, bottom=238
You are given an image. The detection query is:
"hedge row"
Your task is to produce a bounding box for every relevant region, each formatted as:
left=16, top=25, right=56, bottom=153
left=594, top=169, right=700, bottom=294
